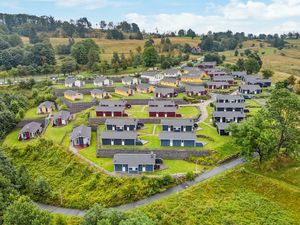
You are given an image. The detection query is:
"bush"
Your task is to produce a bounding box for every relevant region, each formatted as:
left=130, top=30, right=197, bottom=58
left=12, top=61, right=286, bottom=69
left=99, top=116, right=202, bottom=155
left=186, top=171, right=196, bottom=181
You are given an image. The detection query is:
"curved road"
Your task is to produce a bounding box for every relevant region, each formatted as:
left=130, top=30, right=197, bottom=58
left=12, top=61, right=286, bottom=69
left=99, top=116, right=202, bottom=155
left=36, top=157, right=245, bottom=216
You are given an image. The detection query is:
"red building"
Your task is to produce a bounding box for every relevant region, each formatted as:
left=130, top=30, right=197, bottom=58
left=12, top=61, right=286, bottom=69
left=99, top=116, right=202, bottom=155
left=95, top=106, right=128, bottom=117
left=148, top=106, right=181, bottom=118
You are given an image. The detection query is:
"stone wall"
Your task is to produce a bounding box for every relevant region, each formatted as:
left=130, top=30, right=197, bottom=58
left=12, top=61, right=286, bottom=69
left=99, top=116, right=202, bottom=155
left=96, top=148, right=211, bottom=160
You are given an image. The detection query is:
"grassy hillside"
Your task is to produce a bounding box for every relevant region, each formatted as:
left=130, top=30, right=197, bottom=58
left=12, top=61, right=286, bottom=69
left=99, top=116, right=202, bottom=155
left=224, top=40, right=300, bottom=82
left=21, top=36, right=200, bottom=62
left=2, top=139, right=178, bottom=210
left=137, top=160, right=300, bottom=225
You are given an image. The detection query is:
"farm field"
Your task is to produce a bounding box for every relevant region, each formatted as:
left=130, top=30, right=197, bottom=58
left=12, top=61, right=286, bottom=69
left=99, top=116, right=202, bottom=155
left=21, top=36, right=200, bottom=62
left=137, top=160, right=300, bottom=225
left=223, top=40, right=300, bottom=82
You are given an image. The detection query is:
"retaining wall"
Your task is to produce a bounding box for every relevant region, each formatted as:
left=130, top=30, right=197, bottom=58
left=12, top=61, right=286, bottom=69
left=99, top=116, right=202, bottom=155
left=96, top=148, right=211, bottom=160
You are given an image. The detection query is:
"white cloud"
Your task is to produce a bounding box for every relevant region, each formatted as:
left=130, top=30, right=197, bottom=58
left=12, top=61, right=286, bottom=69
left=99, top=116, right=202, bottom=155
left=125, top=0, right=300, bottom=34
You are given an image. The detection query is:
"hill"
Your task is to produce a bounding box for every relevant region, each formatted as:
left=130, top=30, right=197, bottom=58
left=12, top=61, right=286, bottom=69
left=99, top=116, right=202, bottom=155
left=137, top=159, right=300, bottom=225
left=223, top=40, right=300, bottom=82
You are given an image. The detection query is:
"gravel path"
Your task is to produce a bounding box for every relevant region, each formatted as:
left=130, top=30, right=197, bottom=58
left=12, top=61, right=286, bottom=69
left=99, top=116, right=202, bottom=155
left=36, top=157, right=245, bottom=215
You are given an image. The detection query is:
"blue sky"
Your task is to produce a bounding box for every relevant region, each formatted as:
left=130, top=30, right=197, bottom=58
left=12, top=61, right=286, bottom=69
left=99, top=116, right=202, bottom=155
left=1, top=0, right=300, bottom=34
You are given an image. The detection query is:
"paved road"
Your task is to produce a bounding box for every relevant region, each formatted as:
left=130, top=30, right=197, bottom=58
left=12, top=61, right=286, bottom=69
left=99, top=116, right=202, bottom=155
left=36, top=157, right=245, bottom=215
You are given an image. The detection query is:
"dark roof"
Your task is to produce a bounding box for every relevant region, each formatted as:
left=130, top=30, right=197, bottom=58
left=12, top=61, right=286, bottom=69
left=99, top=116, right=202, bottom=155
left=161, top=119, right=194, bottom=126
left=155, top=87, right=175, bottom=95
left=105, top=118, right=138, bottom=126
left=20, top=122, right=42, bottom=133
left=64, top=90, right=80, bottom=96
left=122, top=77, right=138, bottom=82
left=201, top=61, right=217, bottom=66
left=38, top=101, right=55, bottom=109
left=101, top=131, right=137, bottom=139
left=159, top=132, right=196, bottom=140
left=213, top=76, right=234, bottom=81
left=70, top=125, right=91, bottom=140
left=94, top=76, right=111, bottom=83
left=181, top=75, right=200, bottom=79
left=148, top=100, right=175, bottom=106
left=215, top=102, right=245, bottom=108
left=113, top=154, right=156, bottom=166
left=136, top=84, right=151, bottom=89
left=216, top=123, right=230, bottom=130
left=239, top=85, right=262, bottom=91
left=53, top=110, right=71, bottom=120
left=96, top=106, right=125, bottom=112
left=185, top=85, right=205, bottom=92
left=213, top=111, right=246, bottom=118
left=182, top=67, right=200, bottom=75
left=99, top=100, right=127, bottom=106
left=148, top=106, right=177, bottom=113
left=216, top=94, right=244, bottom=101
left=207, top=82, right=230, bottom=86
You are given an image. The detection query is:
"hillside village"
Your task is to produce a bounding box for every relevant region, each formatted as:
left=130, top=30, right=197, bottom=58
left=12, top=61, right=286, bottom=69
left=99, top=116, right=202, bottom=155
left=13, top=59, right=272, bottom=174
left=0, top=9, right=299, bottom=225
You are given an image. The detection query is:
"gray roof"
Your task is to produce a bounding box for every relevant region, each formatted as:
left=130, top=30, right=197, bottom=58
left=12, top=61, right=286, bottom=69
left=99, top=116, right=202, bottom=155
left=181, top=75, right=200, bottom=79
left=213, top=111, right=246, bottom=118
left=216, top=123, right=230, bottom=130
left=96, top=106, right=125, bottom=112
left=162, top=68, right=180, bottom=75
left=53, top=110, right=71, bottom=120
left=64, top=90, right=79, bottom=96
left=20, top=122, right=42, bottom=133
left=91, top=89, right=107, bottom=95
left=201, top=61, right=217, bottom=66
left=122, top=77, right=137, bottom=82
left=99, top=100, right=127, bottom=107
left=136, top=84, right=151, bottom=90
left=94, top=76, right=108, bottom=83
left=207, top=82, right=230, bottom=87
left=239, top=85, right=262, bottom=91
left=185, top=85, right=205, bottom=92
left=140, top=71, right=160, bottom=77
left=115, top=87, right=133, bottom=92
left=105, top=118, right=138, bottom=126
left=161, top=119, right=194, bottom=126
left=261, top=79, right=271, bottom=83
left=148, top=100, right=175, bottom=107
left=207, top=71, right=227, bottom=75
left=215, top=102, right=245, bottom=108
left=213, top=76, right=234, bottom=81
left=113, top=154, right=156, bottom=167
left=161, top=78, right=178, bottom=83
left=65, top=78, right=75, bottom=84
left=232, top=71, right=247, bottom=76
left=148, top=106, right=177, bottom=113
left=155, top=87, right=175, bottom=95
left=182, top=67, right=200, bottom=75
left=38, top=101, right=55, bottom=109
left=70, top=125, right=91, bottom=140
left=159, top=132, right=196, bottom=140
left=216, top=94, right=244, bottom=101
left=101, top=131, right=137, bottom=139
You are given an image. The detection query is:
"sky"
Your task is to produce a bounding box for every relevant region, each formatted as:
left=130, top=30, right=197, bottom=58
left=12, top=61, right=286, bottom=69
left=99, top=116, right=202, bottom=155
left=0, top=0, right=300, bottom=34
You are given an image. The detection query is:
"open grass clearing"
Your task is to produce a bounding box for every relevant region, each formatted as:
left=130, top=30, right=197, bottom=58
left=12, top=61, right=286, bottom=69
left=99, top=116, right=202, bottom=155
left=23, top=107, right=49, bottom=119
left=2, top=128, right=38, bottom=148
left=137, top=161, right=300, bottom=224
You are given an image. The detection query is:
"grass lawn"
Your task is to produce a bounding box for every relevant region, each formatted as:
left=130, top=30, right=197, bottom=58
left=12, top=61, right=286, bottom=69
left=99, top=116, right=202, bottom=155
left=78, top=132, right=114, bottom=172
left=2, top=128, right=38, bottom=148
left=64, top=95, right=93, bottom=103
left=204, top=105, right=214, bottom=124
left=154, top=160, right=205, bottom=175
left=43, top=122, right=74, bottom=146
left=197, top=122, right=239, bottom=158
left=137, top=161, right=300, bottom=224
left=112, top=82, right=124, bottom=87
left=177, top=106, right=200, bottom=118
left=23, top=107, right=48, bottom=119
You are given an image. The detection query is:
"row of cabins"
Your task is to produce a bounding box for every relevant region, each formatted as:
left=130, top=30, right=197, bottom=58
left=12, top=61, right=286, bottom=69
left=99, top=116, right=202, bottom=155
left=212, top=95, right=246, bottom=135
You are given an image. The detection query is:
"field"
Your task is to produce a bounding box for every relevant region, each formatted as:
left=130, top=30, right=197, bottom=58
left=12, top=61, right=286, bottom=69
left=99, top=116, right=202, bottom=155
left=223, top=40, right=300, bottom=82
left=21, top=36, right=200, bottom=62
left=137, top=160, right=300, bottom=225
